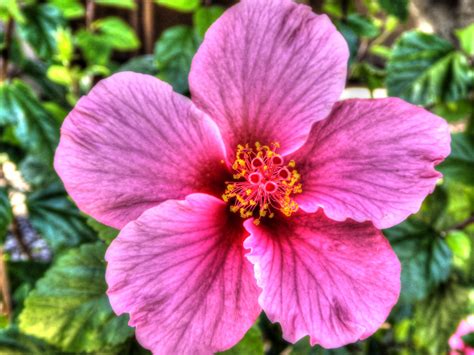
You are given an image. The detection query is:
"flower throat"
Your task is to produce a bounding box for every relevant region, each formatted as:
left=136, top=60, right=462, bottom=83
left=222, top=142, right=302, bottom=225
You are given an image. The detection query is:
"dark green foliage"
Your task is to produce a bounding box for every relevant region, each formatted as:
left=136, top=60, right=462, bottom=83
left=18, top=243, right=133, bottom=352
left=0, top=80, right=59, bottom=164
left=219, top=326, right=264, bottom=354
left=193, top=6, right=225, bottom=38
left=438, top=133, right=474, bottom=186
left=26, top=182, right=95, bottom=251
left=385, top=219, right=452, bottom=303
left=117, top=55, right=159, bottom=76
left=387, top=31, right=471, bottom=106
left=18, top=4, right=64, bottom=59
left=86, top=217, right=119, bottom=245
left=0, top=326, right=59, bottom=354
left=155, top=25, right=200, bottom=93
left=412, top=282, right=471, bottom=354
left=462, top=332, right=474, bottom=347
left=0, top=188, right=12, bottom=242
left=378, top=0, right=409, bottom=21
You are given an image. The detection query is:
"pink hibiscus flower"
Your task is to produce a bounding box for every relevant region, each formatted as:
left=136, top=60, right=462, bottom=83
left=450, top=316, right=474, bottom=355
left=54, top=0, right=450, bottom=353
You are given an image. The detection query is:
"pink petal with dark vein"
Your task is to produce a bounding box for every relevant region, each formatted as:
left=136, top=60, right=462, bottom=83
left=106, top=194, right=261, bottom=354
left=189, top=0, right=348, bottom=157
left=54, top=72, right=229, bottom=229
left=290, top=98, right=450, bottom=229
left=244, top=211, right=400, bottom=348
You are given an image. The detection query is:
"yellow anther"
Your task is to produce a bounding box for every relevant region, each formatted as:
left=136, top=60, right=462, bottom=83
left=223, top=142, right=302, bottom=220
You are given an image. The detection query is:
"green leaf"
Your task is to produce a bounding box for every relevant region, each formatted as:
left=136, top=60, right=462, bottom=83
left=19, top=155, right=56, bottom=188
left=351, top=62, right=385, bottom=93
left=95, top=0, right=136, bottom=9
left=445, top=183, right=474, bottom=227
left=0, top=326, right=58, bottom=354
left=155, top=25, right=200, bottom=93
left=462, top=332, right=474, bottom=347
left=86, top=217, right=119, bottom=245
left=416, top=186, right=448, bottom=226
left=116, top=55, right=158, bottom=75
left=48, top=0, right=85, bottom=19
left=8, top=261, right=50, bottom=320
left=47, top=65, right=73, bottom=86
left=219, top=326, right=264, bottom=355
left=155, top=0, right=200, bottom=12
left=8, top=261, right=50, bottom=295
left=455, top=23, right=474, bottom=56
left=385, top=219, right=452, bottom=303
left=387, top=31, right=470, bottom=106
left=20, top=60, right=68, bottom=105
left=336, top=15, right=378, bottom=65
left=446, top=231, right=472, bottom=272
left=77, top=17, right=139, bottom=66
left=54, top=27, right=74, bottom=65
left=335, top=22, right=358, bottom=66
left=193, top=6, right=224, bottom=38
left=76, top=29, right=113, bottom=66
left=433, top=99, right=473, bottom=122
left=370, top=44, right=392, bottom=59
left=26, top=182, right=95, bottom=251
left=378, top=0, right=409, bottom=21
left=93, top=17, right=140, bottom=51
left=0, top=188, right=12, bottom=241
left=291, top=338, right=353, bottom=354
left=19, top=243, right=133, bottom=352
left=438, top=133, right=474, bottom=186
left=18, top=4, right=64, bottom=59
left=42, top=101, right=68, bottom=123
left=0, top=0, right=25, bottom=23
left=1, top=80, right=59, bottom=164
left=346, top=14, right=380, bottom=39
left=0, top=82, right=17, bottom=126
left=412, top=282, right=471, bottom=354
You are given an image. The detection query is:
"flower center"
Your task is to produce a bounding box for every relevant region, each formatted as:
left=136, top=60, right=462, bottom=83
left=222, top=142, right=302, bottom=225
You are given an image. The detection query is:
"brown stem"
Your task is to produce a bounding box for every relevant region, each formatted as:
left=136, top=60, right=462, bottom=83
left=0, top=248, right=12, bottom=323
left=129, top=0, right=140, bottom=55
left=445, top=214, right=474, bottom=232
left=0, top=19, right=14, bottom=82
left=86, top=0, right=95, bottom=30
left=143, top=0, right=154, bottom=54
left=11, top=218, right=32, bottom=260
left=341, top=0, right=350, bottom=20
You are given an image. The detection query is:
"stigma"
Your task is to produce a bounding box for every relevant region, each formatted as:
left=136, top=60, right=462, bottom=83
left=222, top=142, right=302, bottom=224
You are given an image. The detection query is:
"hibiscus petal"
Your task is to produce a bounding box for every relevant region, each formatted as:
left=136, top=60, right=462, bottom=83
left=189, top=0, right=348, bottom=156
left=244, top=212, right=400, bottom=348
left=106, top=193, right=261, bottom=354
left=291, top=98, right=450, bottom=229
left=54, top=72, right=228, bottom=229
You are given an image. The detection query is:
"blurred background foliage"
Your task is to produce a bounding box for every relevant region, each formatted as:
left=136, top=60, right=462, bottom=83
left=0, top=0, right=473, bottom=354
